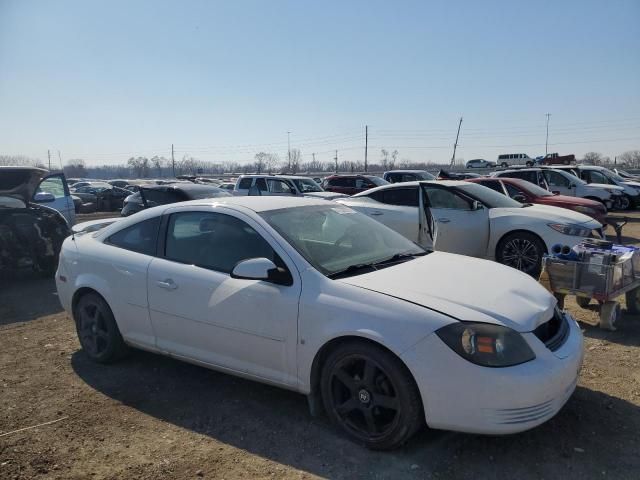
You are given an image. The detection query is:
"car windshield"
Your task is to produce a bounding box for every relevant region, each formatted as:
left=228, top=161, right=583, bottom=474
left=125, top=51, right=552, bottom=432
left=186, top=188, right=232, bottom=199
left=260, top=204, right=426, bottom=277
left=367, top=176, right=388, bottom=186
left=454, top=182, right=524, bottom=208
left=292, top=178, right=323, bottom=193
left=413, top=172, right=436, bottom=180
left=604, top=170, right=626, bottom=183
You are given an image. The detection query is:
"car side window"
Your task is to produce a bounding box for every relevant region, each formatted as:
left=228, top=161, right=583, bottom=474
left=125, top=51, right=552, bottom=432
left=107, top=217, right=161, bottom=256
left=256, top=178, right=268, bottom=191
left=423, top=187, right=471, bottom=210
left=545, top=171, right=569, bottom=187
left=238, top=178, right=253, bottom=189
left=37, top=176, right=66, bottom=198
left=355, top=178, right=372, bottom=189
left=141, top=189, right=184, bottom=206
left=267, top=179, right=294, bottom=194
left=380, top=188, right=418, bottom=207
left=164, top=211, right=276, bottom=273
left=588, top=171, right=609, bottom=184
left=504, top=183, right=526, bottom=199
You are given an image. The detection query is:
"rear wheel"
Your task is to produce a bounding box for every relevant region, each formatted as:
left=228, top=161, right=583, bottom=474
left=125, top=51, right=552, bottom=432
left=496, top=232, right=545, bottom=277
left=74, top=293, right=128, bottom=363
left=321, top=341, right=423, bottom=450
left=500, top=162, right=508, bottom=168
left=615, top=195, right=631, bottom=211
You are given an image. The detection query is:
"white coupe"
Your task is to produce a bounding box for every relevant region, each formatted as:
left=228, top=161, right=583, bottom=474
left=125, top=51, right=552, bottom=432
left=337, top=180, right=603, bottom=276
left=56, top=197, right=583, bottom=449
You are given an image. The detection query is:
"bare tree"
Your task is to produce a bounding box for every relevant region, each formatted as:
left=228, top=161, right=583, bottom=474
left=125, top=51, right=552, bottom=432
left=127, top=157, right=151, bottom=177
left=583, top=152, right=603, bottom=165
left=64, top=159, right=87, bottom=178
left=151, top=156, right=168, bottom=177
left=288, top=148, right=302, bottom=174
left=618, top=150, right=640, bottom=168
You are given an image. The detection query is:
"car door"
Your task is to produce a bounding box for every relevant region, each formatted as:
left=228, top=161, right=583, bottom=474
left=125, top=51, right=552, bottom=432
left=34, top=173, right=76, bottom=225
left=543, top=170, right=572, bottom=195
left=418, top=183, right=490, bottom=257
left=146, top=206, right=301, bottom=386
left=362, top=187, right=420, bottom=242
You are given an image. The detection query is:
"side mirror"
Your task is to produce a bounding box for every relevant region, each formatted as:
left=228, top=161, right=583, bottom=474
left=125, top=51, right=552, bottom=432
left=231, top=257, right=292, bottom=286
left=34, top=192, right=56, bottom=203
left=471, top=200, right=484, bottom=210
left=512, top=194, right=527, bottom=203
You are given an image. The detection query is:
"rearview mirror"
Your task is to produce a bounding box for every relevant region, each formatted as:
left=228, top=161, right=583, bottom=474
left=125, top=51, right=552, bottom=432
left=471, top=200, right=484, bottom=210
left=231, top=257, right=292, bottom=285
left=512, top=194, right=527, bottom=203
left=33, top=192, right=56, bottom=203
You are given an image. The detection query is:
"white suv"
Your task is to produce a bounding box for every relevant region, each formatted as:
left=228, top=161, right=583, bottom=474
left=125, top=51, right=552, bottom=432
left=234, top=175, right=347, bottom=200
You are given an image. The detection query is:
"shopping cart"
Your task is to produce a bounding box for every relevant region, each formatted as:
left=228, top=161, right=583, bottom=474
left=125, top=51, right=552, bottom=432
left=542, top=253, right=640, bottom=330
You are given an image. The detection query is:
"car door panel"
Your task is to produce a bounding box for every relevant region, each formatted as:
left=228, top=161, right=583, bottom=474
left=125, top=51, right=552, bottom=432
left=146, top=207, right=301, bottom=386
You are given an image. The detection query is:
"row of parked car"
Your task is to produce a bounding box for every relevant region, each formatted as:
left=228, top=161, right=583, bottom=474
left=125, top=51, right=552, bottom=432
left=6, top=162, right=637, bottom=449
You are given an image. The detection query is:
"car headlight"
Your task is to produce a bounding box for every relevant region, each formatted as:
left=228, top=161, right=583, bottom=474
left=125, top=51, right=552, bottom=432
left=548, top=223, right=592, bottom=237
left=573, top=206, right=596, bottom=216
left=435, top=322, right=535, bottom=367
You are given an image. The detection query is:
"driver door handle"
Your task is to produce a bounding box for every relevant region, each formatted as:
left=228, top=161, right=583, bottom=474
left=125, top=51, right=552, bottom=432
left=369, top=211, right=383, bottom=216
left=437, top=218, right=450, bottom=223
left=156, top=279, right=178, bottom=290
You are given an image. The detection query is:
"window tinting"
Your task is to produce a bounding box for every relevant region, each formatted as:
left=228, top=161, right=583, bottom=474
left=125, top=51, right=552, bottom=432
left=165, top=212, right=276, bottom=273
left=478, top=180, right=505, bottom=194
left=504, top=183, right=526, bottom=199
left=141, top=188, right=185, bottom=206
left=238, top=178, right=253, bottom=189
left=107, top=217, right=160, bottom=256
left=374, top=187, right=418, bottom=206
left=256, top=178, right=268, bottom=191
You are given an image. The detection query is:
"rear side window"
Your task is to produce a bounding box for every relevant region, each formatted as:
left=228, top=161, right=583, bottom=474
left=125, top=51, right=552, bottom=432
left=256, top=178, right=268, bottom=191
left=107, top=217, right=161, bottom=256
left=371, top=188, right=418, bottom=207
left=330, top=177, right=353, bottom=187
left=238, top=178, right=253, bottom=189
left=504, top=183, right=526, bottom=199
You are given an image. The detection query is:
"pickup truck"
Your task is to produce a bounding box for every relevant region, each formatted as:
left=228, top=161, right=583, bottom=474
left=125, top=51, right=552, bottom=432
left=542, top=153, right=576, bottom=165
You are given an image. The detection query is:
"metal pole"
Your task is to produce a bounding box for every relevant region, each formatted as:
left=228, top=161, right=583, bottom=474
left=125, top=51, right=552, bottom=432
left=47, top=150, right=51, bottom=170
left=450, top=117, right=463, bottom=167
left=545, top=113, right=551, bottom=156
left=335, top=150, right=338, bottom=173
left=171, top=144, right=175, bottom=177
left=364, top=125, right=368, bottom=172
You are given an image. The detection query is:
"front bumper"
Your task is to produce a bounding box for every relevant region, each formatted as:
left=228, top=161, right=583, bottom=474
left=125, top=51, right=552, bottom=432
left=401, top=312, right=583, bottom=435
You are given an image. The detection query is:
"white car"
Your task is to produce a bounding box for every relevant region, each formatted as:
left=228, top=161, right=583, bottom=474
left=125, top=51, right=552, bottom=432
left=55, top=196, right=583, bottom=449
left=234, top=174, right=347, bottom=200
left=337, top=181, right=603, bottom=276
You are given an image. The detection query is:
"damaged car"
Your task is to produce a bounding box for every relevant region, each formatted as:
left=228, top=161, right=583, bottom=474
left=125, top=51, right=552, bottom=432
left=0, top=166, right=73, bottom=276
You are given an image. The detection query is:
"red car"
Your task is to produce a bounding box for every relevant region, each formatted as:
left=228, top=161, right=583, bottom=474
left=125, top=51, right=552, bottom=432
left=467, top=177, right=607, bottom=225
left=321, top=174, right=388, bottom=196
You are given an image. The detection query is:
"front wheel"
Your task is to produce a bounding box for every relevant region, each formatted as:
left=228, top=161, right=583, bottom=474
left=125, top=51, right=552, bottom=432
left=500, top=162, right=508, bottom=168
left=496, top=232, right=545, bottom=277
left=321, top=341, right=423, bottom=450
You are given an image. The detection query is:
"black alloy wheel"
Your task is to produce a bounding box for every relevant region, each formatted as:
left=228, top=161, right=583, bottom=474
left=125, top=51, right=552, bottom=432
left=321, top=342, right=423, bottom=450
left=74, top=293, right=128, bottom=363
left=497, top=232, right=545, bottom=277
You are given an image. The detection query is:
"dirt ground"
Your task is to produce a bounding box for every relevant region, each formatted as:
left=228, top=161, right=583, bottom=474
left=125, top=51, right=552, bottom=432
left=1, top=213, right=639, bottom=480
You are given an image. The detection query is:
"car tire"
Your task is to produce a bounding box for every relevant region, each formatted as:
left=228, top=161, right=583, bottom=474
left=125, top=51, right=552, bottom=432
left=74, top=292, right=129, bottom=363
left=496, top=231, right=545, bottom=277
left=320, top=341, right=423, bottom=450
left=526, top=161, right=533, bottom=167
left=615, top=195, right=631, bottom=211
left=500, top=162, right=508, bottom=168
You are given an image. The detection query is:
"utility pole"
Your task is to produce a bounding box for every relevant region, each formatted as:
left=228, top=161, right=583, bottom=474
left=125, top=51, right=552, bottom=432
left=450, top=117, right=463, bottom=167
left=334, top=150, right=338, bottom=173
left=364, top=125, right=368, bottom=173
left=287, top=131, right=291, bottom=172
left=57, top=150, right=63, bottom=170
left=545, top=113, right=551, bottom=156
left=47, top=150, right=51, bottom=170
left=171, top=144, right=175, bottom=177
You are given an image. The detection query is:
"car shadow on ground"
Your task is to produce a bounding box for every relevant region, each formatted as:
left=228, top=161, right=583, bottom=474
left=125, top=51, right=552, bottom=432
left=0, top=274, right=63, bottom=326
left=577, top=307, right=640, bottom=347
left=71, top=349, right=640, bottom=479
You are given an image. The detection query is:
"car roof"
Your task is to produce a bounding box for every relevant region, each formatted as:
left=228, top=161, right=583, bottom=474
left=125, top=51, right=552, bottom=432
left=351, top=180, right=466, bottom=196
left=383, top=169, right=429, bottom=174
left=239, top=174, right=312, bottom=180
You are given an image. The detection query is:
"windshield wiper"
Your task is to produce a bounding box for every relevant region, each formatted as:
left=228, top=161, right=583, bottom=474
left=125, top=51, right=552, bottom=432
left=328, top=251, right=427, bottom=279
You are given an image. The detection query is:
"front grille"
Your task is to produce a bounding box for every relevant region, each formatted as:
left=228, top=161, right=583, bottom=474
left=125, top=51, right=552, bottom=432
left=533, top=309, right=569, bottom=352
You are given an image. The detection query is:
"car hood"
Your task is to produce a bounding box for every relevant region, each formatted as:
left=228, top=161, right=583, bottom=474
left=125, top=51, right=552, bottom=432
left=491, top=203, right=600, bottom=226
left=539, top=195, right=603, bottom=209
left=304, top=191, right=348, bottom=200
left=338, top=252, right=555, bottom=332
left=0, top=167, right=47, bottom=205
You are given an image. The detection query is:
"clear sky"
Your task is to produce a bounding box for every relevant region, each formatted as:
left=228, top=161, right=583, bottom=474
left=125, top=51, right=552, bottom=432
left=1, top=0, right=639, bottom=167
